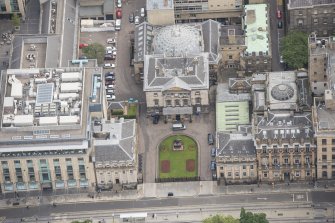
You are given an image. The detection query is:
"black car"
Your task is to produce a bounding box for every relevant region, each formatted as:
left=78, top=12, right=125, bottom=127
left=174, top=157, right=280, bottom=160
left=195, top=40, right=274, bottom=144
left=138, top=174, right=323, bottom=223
left=153, top=115, right=159, bottom=124
left=208, top=133, right=214, bottom=145
left=105, top=76, right=115, bottom=81
left=104, top=55, right=114, bottom=60
left=79, top=55, right=87, bottom=59
left=278, top=21, right=283, bottom=29
left=105, top=72, right=115, bottom=77
left=129, top=13, right=134, bottom=23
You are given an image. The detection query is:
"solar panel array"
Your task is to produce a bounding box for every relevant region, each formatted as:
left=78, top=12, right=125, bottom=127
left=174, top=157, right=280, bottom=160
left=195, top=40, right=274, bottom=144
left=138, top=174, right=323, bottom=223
left=36, top=83, right=54, bottom=105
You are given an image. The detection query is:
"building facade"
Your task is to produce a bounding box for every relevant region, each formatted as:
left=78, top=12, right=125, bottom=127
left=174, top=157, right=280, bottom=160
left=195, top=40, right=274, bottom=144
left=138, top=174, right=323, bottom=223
left=252, top=71, right=315, bottom=182
left=216, top=132, right=257, bottom=184
left=0, top=0, right=26, bottom=19
left=0, top=66, right=104, bottom=193
left=93, top=118, right=138, bottom=190
left=241, top=4, right=271, bottom=75
left=286, top=0, right=335, bottom=36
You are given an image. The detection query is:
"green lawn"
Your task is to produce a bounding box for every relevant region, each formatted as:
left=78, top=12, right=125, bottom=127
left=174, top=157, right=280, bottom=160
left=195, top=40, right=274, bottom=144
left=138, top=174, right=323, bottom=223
left=159, top=135, right=198, bottom=178
left=127, top=105, right=137, bottom=116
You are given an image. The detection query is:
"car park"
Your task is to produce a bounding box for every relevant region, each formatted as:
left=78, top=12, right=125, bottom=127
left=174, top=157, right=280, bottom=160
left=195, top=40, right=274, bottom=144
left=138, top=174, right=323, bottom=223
left=135, top=16, right=140, bottom=25
left=129, top=13, right=134, bottom=23
left=116, top=9, right=122, bottom=19
left=278, top=21, right=283, bottom=29
left=103, top=63, right=115, bottom=68
left=107, top=38, right=116, bottom=44
left=208, top=133, right=214, bottom=145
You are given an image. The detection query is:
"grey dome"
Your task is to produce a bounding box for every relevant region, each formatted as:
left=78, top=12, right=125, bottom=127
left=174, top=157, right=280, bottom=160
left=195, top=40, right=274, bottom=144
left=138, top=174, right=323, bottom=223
left=154, top=25, right=203, bottom=56
left=271, top=84, right=294, bottom=101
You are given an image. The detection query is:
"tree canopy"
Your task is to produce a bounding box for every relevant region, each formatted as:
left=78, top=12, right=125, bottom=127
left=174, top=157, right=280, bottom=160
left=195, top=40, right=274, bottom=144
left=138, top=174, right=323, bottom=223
left=240, top=208, right=269, bottom=223
left=203, top=214, right=239, bottom=223
left=71, top=220, right=92, bottom=223
left=82, top=43, right=105, bottom=64
left=280, top=31, right=308, bottom=70
left=12, top=13, right=20, bottom=27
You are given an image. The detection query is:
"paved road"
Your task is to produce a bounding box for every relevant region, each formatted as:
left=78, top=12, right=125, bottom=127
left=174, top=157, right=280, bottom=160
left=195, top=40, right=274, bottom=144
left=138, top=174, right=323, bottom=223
left=269, top=0, right=285, bottom=72
left=0, top=192, right=313, bottom=219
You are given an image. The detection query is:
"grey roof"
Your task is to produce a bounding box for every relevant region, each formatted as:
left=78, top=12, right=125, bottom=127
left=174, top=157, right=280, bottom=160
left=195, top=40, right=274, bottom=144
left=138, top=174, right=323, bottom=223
left=216, top=83, right=251, bottom=103
left=315, top=104, right=335, bottom=132
left=41, top=0, right=51, bottom=34
left=202, top=20, right=221, bottom=64
left=94, top=119, right=136, bottom=162
left=134, top=22, right=154, bottom=62
left=288, top=0, right=335, bottom=9
left=147, top=0, right=174, bottom=10
left=229, top=78, right=252, bottom=93
left=217, top=132, right=256, bottom=156
left=220, top=25, right=245, bottom=45
left=143, top=54, right=209, bottom=91
left=254, top=111, right=314, bottom=140
left=79, top=6, right=103, bottom=17
left=163, top=107, right=193, bottom=115
left=103, top=0, right=114, bottom=14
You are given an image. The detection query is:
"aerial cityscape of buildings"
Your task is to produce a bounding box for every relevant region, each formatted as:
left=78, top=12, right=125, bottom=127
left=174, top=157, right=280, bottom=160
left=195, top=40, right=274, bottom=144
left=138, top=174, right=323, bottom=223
left=1, top=0, right=335, bottom=222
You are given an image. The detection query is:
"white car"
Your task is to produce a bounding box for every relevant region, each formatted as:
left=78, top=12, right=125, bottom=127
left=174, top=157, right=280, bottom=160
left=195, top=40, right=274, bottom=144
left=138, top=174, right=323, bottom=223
left=113, top=51, right=117, bottom=56
left=104, top=63, right=115, bottom=68
left=106, top=46, right=116, bottom=51
left=107, top=38, right=116, bottom=44
left=106, top=94, right=116, bottom=100
left=106, top=84, right=115, bottom=89
left=135, top=16, right=140, bottom=25
left=140, top=8, right=145, bottom=17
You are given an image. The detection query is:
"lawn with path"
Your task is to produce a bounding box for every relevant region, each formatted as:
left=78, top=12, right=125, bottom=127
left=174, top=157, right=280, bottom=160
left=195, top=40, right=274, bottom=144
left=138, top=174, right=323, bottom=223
left=159, top=135, right=198, bottom=179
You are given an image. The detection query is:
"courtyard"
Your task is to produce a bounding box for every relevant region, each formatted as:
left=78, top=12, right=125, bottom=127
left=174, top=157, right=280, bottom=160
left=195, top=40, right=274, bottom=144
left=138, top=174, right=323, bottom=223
left=158, top=135, right=198, bottom=179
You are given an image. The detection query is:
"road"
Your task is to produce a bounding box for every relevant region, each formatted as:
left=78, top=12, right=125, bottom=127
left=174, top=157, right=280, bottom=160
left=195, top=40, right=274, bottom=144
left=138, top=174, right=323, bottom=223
left=269, top=0, right=285, bottom=71
left=2, top=191, right=335, bottom=222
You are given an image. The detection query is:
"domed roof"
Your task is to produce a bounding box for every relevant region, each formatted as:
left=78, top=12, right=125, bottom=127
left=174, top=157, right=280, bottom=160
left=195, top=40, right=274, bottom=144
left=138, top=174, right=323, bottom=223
left=271, top=84, right=295, bottom=101
left=154, top=25, right=202, bottom=56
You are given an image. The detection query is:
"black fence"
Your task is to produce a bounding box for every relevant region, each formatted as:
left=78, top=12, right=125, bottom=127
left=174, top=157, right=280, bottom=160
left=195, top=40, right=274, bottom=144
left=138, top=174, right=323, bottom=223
left=155, top=176, right=200, bottom=183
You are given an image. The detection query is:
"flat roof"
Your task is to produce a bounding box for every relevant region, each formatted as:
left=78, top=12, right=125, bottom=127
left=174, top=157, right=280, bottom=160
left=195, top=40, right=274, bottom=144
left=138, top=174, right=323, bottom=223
left=288, top=0, right=335, bottom=9
left=147, top=0, right=173, bottom=10
left=244, top=4, right=269, bottom=55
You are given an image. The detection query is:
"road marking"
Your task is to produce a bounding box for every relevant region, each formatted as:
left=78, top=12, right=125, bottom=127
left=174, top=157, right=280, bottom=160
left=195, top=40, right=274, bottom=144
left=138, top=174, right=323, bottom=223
left=257, top=197, right=268, bottom=200
left=292, top=193, right=294, bottom=202
left=306, top=192, right=308, bottom=202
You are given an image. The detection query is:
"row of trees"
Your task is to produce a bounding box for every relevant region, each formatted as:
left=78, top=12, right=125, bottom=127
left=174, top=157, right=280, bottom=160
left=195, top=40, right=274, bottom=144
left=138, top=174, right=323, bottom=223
left=203, top=208, right=269, bottom=223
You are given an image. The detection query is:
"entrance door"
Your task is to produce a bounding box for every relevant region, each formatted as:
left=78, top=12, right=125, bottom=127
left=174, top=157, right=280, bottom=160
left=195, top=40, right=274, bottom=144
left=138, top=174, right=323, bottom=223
left=176, top=114, right=180, bottom=121
left=115, top=179, right=120, bottom=184
left=284, top=172, right=290, bottom=182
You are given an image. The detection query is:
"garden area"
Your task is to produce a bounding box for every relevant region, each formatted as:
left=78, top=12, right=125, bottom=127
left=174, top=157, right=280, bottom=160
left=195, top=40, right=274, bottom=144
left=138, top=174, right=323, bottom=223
left=110, top=103, right=137, bottom=119
left=159, top=134, right=198, bottom=179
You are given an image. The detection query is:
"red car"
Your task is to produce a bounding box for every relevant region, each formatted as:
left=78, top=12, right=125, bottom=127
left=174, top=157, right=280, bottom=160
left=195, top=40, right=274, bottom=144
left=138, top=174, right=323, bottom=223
left=79, top=43, right=89, bottom=49
left=116, top=9, right=122, bottom=19
left=276, top=10, right=282, bottom=19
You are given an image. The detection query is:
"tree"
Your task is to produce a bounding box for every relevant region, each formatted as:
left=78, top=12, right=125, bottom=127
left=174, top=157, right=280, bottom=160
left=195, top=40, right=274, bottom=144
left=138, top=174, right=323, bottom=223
left=71, top=220, right=92, bottom=223
left=82, top=43, right=105, bottom=64
left=203, top=214, right=239, bottom=223
left=280, top=31, right=308, bottom=70
left=12, top=13, right=20, bottom=27
left=240, top=207, right=269, bottom=223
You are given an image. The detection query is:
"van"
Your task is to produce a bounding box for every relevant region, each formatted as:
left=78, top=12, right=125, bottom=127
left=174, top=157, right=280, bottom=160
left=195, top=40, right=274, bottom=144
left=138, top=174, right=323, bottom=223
left=208, top=133, right=214, bottom=145
left=140, top=8, right=145, bottom=17
left=172, top=123, right=186, bottom=131
left=115, top=19, right=121, bottom=31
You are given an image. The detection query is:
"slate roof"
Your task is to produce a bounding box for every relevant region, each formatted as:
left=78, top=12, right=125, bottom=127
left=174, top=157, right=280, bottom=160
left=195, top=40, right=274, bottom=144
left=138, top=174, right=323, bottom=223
left=94, top=119, right=136, bottom=162
left=143, top=54, right=209, bottom=91
left=134, top=22, right=154, bottom=63
left=217, top=132, right=256, bottom=156
left=288, top=0, right=335, bottom=9
left=202, top=20, right=221, bottom=64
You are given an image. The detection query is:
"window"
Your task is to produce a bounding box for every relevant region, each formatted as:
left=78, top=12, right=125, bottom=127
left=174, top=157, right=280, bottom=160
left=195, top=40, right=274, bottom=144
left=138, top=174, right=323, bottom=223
left=243, top=172, right=246, bottom=177
left=322, top=155, right=327, bottom=160
left=306, top=171, right=310, bottom=176
left=183, top=99, right=188, bottom=106
left=295, top=171, right=300, bottom=177
left=295, top=145, right=299, bottom=153
left=332, top=155, right=335, bottom=160
left=154, top=99, right=159, bottom=106
left=314, top=18, right=318, bottom=24
left=166, top=100, right=172, bottom=106
left=298, top=10, right=303, bottom=15
left=235, top=172, right=239, bottom=177
left=220, top=166, right=223, bottom=170
left=323, top=18, right=328, bottom=24
left=333, top=18, right=335, bottom=23
left=298, top=19, right=303, bottom=26
left=284, top=158, right=289, bottom=164
left=153, top=93, right=158, bottom=97
left=284, top=145, right=289, bottom=153
left=313, top=9, right=318, bottom=14
left=332, top=147, right=335, bottom=152
left=262, top=146, right=267, bottom=154
left=322, top=147, right=327, bottom=152
left=263, top=172, right=268, bottom=178
left=322, top=139, right=327, bottom=145
left=250, top=165, right=254, bottom=170
left=295, top=159, right=300, bottom=164
left=40, top=159, right=47, bottom=165
left=322, top=165, right=327, bottom=169
left=228, top=55, right=233, bottom=60
left=195, top=97, right=201, bottom=104
left=332, top=139, right=335, bottom=144
left=130, top=170, right=133, bottom=174
left=273, top=158, right=278, bottom=165
left=228, top=172, right=232, bottom=177
left=322, top=171, right=327, bottom=177
left=242, top=165, right=246, bottom=169
left=195, top=91, right=200, bottom=95
left=305, top=157, right=310, bottom=164
left=175, top=99, right=180, bottom=106
left=65, top=158, right=71, bottom=162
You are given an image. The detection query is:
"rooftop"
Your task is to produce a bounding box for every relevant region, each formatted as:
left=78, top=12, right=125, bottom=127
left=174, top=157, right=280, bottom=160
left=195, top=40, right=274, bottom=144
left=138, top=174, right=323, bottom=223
left=220, top=25, right=245, bottom=46
left=216, top=83, right=251, bottom=103
left=254, top=111, right=314, bottom=141
left=94, top=118, right=136, bottom=163
left=143, top=53, right=209, bottom=91
left=287, top=0, right=335, bottom=9
left=217, top=132, right=256, bottom=157
left=244, top=4, right=270, bottom=56
left=0, top=67, right=96, bottom=145
left=147, top=0, right=174, bottom=10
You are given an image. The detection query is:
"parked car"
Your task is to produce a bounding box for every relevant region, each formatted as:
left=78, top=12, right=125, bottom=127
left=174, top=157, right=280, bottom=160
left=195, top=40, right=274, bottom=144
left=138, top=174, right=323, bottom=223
left=106, top=46, right=116, bottom=51
left=276, top=10, right=282, bottom=19
left=105, top=76, right=115, bottom=81
left=106, top=89, right=115, bottom=94
left=140, top=8, right=145, bottom=17
left=104, top=55, right=114, bottom=60
left=79, top=55, right=87, bottom=59
left=211, top=148, right=216, bottom=157
left=103, top=63, right=115, bottom=68
left=105, top=80, right=115, bottom=85
left=135, top=16, right=140, bottom=25
left=116, top=9, right=122, bottom=19
left=105, top=72, right=115, bottom=76
left=117, top=0, right=121, bottom=8
left=153, top=115, right=159, bottom=124
left=107, top=38, right=116, bottom=44
left=106, top=94, right=115, bottom=100
left=280, top=55, right=284, bottom=64
left=106, top=84, right=115, bottom=89
left=208, top=133, right=214, bottom=145
left=79, top=43, right=88, bottom=49
left=278, top=21, right=283, bottom=29
left=210, top=161, right=216, bottom=170
left=129, top=13, right=134, bottom=23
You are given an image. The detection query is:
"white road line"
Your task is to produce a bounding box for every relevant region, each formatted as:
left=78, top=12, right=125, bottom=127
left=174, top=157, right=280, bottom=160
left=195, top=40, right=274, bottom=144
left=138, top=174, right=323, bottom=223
left=306, top=192, right=308, bottom=202
left=292, top=193, right=295, bottom=202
